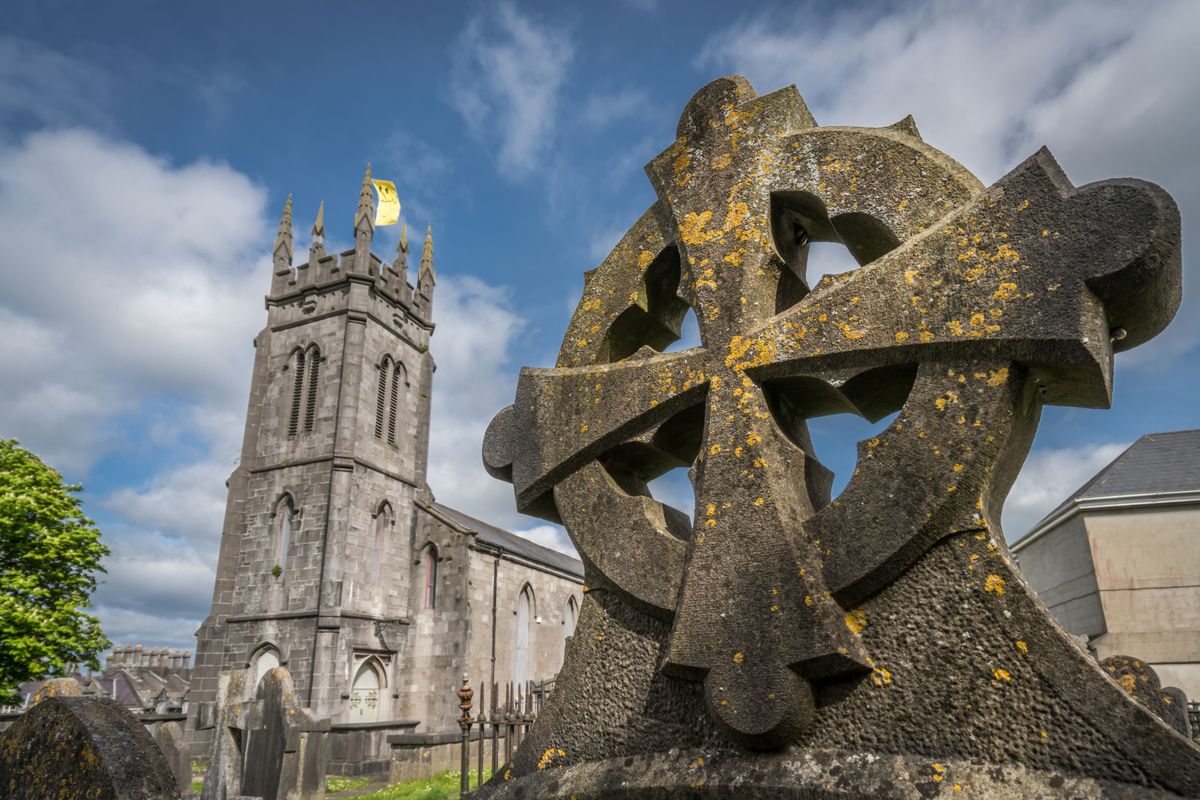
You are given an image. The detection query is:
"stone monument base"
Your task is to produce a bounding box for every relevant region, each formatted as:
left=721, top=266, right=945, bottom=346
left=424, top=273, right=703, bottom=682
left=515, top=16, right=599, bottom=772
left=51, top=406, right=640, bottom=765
left=477, top=748, right=1192, bottom=799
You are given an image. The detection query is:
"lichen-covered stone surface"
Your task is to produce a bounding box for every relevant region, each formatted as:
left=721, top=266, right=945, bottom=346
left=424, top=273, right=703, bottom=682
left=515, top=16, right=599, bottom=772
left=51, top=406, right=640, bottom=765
left=0, top=696, right=176, bottom=800
left=1100, top=655, right=1192, bottom=738
left=479, top=75, right=1200, bottom=798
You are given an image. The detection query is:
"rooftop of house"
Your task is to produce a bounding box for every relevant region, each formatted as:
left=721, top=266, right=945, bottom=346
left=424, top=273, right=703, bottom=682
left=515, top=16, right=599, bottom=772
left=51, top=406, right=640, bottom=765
left=1013, top=428, right=1200, bottom=550
left=426, top=502, right=584, bottom=579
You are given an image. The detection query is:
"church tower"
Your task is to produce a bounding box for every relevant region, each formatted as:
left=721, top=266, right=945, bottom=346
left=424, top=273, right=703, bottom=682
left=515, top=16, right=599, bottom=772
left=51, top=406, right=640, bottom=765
left=188, top=168, right=437, bottom=734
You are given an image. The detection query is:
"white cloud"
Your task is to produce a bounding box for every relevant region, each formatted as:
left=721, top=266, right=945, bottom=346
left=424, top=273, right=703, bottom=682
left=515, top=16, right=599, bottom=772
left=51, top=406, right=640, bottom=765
left=513, top=524, right=577, bottom=558
left=0, top=36, right=112, bottom=132
left=0, top=127, right=268, bottom=472
left=425, top=275, right=534, bottom=531
left=1001, top=441, right=1130, bottom=540
left=450, top=2, right=574, bottom=179
left=0, top=126, right=271, bottom=652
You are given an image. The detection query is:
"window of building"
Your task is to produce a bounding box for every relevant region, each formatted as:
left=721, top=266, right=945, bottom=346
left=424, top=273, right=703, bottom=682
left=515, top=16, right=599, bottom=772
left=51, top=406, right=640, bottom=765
left=303, top=344, right=320, bottom=432
left=374, top=357, right=409, bottom=445
left=274, top=495, right=296, bottom=580
left=421, top=543, right=438, bottom=609
left=287, top=344, right=321, bottom=436
left=348, top=659, right=383, bottom=723
left=288, top=349, right=306, bottom=436
left=514, top=585, right=534, bottom=688
left=372, top=503, right=391, bottom=586
left=251, top=646, right=281, bottom=694
left=564, top=596, right=578, bottom=637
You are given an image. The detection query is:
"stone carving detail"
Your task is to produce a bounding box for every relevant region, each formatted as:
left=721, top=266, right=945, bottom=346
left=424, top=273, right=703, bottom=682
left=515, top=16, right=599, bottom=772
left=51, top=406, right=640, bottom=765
left=1100, top=655, right=1192, bottom=737
left=481, top=76, right=1200, bottom=797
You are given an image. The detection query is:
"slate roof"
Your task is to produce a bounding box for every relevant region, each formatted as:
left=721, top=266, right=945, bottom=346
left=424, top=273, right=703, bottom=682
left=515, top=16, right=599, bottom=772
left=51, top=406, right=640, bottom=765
left=1021, top=429, right=1200, bottom=539
left=430, top=503, right=584, bottom=579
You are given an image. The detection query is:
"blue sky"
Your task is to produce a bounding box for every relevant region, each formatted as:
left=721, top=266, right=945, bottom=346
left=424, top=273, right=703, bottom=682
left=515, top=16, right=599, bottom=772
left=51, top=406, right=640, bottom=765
left=1, top=0, right=1197, bottom=651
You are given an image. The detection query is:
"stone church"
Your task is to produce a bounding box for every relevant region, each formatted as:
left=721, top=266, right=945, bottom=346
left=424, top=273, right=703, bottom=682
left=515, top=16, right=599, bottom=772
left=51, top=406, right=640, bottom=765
left=185, top=170, right=583, bottom=773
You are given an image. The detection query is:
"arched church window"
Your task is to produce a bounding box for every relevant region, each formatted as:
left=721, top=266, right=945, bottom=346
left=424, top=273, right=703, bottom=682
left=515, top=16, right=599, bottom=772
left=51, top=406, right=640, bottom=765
left=274, top=495, right=296, bottom=580
left=287, top=344, right=321, bottom=436
left=372, top=503, right=391, bottom=586
left=288, top=349, right=306, bottom=436
left=251, top=646, right=280, bottom=693
left=514, top=585, right=534, bottom=688
left=374, top=357, right=408, bottom=445
left=564, top=596, right=578, bottom=637
left=374, top=356, right=393, bottom=440
left=421, top=543, right=438, bottom=609
left=348, top=660, right=383, bottom=723
left=303, top=344, right=320, bottom=432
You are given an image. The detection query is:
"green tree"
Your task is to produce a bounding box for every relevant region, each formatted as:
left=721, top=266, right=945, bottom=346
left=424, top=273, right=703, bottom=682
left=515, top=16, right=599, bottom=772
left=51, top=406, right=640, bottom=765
left=0, top=439, right=109, bottom=703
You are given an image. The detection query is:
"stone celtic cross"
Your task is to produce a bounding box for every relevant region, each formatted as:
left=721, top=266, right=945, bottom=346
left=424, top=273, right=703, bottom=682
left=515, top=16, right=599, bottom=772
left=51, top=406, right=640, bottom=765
left=483, top=75, right=1181, bottom=755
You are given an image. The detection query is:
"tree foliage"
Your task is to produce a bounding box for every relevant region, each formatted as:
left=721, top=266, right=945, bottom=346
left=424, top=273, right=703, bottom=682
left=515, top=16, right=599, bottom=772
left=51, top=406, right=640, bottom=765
left=0, top=439, right=109, bottom=703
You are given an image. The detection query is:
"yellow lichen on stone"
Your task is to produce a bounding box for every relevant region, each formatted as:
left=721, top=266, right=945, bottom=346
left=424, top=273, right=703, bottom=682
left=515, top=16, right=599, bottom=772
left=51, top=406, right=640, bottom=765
left=993, top=668, right=1012, bottom=682
left=986, top=368, right=1009, bottom=387
left=844, top=609, right=867, bottom=635
left=680, top=211, right=716, bottom=245
left=1015, top=641, right=1028, bottom=654
left=537, top=747, right=567, bottom=770
left=984, top=574, right=1006, bottom=595
left=895, top=331, right=910, bottom=343
left=732, top=651, right=745, bottom=665
left=637, top=251, right=655, bottom=270
left=932, top=763, right=946, bottom=782
left=991, top=281, right=1018, bottom=301
left=871, top=666, right=892, bottom=687
left=839, top=322, right=867, bottom=340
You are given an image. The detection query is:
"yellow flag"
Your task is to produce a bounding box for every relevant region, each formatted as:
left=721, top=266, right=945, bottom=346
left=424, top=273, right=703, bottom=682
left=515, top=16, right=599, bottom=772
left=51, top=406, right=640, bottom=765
left=372, top=179, right=401, bottom=226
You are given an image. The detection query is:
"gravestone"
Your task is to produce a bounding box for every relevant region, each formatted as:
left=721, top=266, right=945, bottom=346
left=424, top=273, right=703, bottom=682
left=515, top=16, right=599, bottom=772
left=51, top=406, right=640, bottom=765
left=200, top=666, right=330, bottom=800
left=0, top=695, right=176, bottom=799
left=479, top=75, right=1200, bottom=797
left=151, top=720, right=192, bottom=797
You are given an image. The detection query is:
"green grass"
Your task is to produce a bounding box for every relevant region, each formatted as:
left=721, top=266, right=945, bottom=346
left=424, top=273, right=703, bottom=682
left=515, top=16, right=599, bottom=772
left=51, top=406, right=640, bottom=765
left=326, top=775, right=375, bottom=793
left=348, top=769, right=492, bottom=800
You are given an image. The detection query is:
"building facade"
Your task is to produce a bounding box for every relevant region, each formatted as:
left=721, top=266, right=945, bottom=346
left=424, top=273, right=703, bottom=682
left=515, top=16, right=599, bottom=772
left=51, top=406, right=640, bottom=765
left=186, top=172, right=582, bottom=771
left=1012, top=430, right=1200, bottom=699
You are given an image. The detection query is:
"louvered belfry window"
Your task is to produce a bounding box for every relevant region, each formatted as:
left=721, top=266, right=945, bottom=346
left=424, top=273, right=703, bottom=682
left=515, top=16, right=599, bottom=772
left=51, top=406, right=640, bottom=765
left=288, top=349, right=306, bottom=436
left=374, top=357, right=391, bottom=439
left=288, top=344, right=321, bottom=437
left=304, top=345, right=320, bottom=431
left=374, top=357, right=407, bottom=445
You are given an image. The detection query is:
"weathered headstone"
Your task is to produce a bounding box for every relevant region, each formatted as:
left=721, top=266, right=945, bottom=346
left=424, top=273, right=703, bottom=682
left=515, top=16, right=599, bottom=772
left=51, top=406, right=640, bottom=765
left=0, top=695, right=176, bottom=799
left=152, top=720, right=192, bottom=797
left=200, top=666, right=330, bottom=800
left=479, top=75, right=1200, bottom=797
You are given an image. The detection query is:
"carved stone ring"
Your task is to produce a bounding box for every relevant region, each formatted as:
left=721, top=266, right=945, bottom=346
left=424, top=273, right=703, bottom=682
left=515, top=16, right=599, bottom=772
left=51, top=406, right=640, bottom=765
left=483, top=76, right=1179, bottom=749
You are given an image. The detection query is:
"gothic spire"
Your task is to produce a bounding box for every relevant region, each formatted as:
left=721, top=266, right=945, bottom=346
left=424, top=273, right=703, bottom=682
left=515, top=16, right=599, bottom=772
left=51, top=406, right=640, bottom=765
left=354, top=163, right=374, bottom=238
left=419, top=223, right=436, bottom=285
left=309, top=201, right=326, bottom=260
left=394, top=222, right=409, bottom=273
left=273, top=194, right=293, bottom=273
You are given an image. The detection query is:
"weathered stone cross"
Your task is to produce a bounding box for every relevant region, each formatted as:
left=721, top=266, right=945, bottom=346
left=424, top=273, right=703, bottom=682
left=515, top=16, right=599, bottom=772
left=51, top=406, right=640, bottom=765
left=484, top=76, right=1178, bottom=748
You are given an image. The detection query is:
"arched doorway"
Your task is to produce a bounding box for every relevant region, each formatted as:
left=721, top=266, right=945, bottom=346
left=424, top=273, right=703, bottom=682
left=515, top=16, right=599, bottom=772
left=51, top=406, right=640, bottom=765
left=348, top=660, right=382, bottom=723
